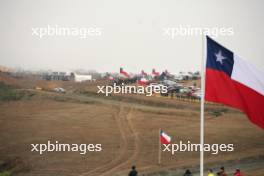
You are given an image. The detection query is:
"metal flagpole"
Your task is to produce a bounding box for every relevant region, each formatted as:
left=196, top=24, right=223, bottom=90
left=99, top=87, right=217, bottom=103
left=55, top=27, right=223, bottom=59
left=158, top=128, right=161, bottom=165
left=200, top=34, right=206, bottom=176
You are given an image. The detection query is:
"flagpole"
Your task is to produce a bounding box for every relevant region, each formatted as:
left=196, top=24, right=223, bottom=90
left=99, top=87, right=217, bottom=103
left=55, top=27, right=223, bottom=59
left=158, top=128, right=161, bottom=165
left=200, top=34, right=206, bottom=176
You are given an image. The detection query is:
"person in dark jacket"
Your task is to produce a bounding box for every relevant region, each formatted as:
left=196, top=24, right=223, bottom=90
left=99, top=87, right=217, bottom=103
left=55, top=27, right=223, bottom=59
left=217, top=166, right=227, bottom=176
left=128, top=165, right=138, bottom=176
left=183, top=169, right=192, bottom=176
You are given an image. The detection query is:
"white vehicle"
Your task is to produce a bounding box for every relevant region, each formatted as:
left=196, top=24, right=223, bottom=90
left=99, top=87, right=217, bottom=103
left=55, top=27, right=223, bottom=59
left=162, top=80, right=178, bottom=86
left=188, top=86, right=196, bottom=90
left=54, top=87, right=66, bottom=93
left=179, top=88, right=190, bottom=93
left=174, top=75, right=184, bottom=81
left=192, top=90, right=201, bottom=99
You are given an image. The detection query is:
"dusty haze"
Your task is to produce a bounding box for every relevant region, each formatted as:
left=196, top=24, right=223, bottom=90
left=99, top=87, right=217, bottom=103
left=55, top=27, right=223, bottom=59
left=0, top=0, right=264, bottom=73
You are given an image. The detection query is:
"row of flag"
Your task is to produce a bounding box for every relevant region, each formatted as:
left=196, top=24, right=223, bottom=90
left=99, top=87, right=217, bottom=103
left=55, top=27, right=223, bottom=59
left=115, top=68, right=161, bottom=85
left=119, top=67, right=160, bottom=78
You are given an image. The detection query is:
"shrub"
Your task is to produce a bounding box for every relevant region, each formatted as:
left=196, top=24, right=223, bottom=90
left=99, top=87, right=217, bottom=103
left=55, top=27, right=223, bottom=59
left=0, top=171, right=11, bottom=176
left=0, top=82, right=23, bottom=101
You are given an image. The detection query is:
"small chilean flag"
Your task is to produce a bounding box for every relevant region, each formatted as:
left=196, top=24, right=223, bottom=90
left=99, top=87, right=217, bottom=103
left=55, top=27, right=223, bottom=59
left=141, top=70, right=148, bottom=76
left=160, top=130, right=171, bottom=144
left=108, top=76, right=114, bottom=80
left=152, top=69, right=160, bottom=76
left=120, top=67, right=130, bottom=78
left=205, top=36, right=264, bottom=129
left=138, top=77, right=148, bottom=85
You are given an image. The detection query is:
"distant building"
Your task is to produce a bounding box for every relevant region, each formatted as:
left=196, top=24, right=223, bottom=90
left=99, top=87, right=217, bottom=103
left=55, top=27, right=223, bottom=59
left=42, top=72, right=93, bottom=82
left=42, top=72, right=72, bottom=81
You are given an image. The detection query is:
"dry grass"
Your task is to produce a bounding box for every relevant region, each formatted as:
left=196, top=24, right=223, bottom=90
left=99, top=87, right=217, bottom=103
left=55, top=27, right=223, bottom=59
left=0, top=74, right=263, bottom=176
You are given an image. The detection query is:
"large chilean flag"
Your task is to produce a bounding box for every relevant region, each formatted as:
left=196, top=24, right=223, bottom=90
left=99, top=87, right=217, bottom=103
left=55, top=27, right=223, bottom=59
left=205, top=36, right=264, bottom=129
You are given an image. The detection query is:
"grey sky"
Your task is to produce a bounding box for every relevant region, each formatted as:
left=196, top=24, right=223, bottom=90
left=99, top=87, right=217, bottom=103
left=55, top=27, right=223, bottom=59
left=0, top=0, right=264, bottom=73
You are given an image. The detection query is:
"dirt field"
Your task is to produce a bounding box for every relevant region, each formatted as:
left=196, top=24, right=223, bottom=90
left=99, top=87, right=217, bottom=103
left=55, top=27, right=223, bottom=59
left=0, top=75, right=263, bottom=176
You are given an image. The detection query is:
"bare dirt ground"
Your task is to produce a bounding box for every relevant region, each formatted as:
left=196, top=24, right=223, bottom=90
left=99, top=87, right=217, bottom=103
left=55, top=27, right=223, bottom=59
left=0, top=75, right=263, bottom=176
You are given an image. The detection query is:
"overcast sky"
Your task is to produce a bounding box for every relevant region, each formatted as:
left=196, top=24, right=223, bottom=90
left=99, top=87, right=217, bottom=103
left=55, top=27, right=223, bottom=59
left=0, top=0, right=264, bottom=73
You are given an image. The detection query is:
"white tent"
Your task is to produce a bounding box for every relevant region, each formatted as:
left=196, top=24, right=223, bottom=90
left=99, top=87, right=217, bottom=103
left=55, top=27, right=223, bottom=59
left=73, top=73, right=92, bottom=82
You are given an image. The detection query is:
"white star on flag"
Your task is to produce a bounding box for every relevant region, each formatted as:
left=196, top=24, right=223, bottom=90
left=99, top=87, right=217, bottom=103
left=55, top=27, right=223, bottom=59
left=215, top=50, right=226, bottom=65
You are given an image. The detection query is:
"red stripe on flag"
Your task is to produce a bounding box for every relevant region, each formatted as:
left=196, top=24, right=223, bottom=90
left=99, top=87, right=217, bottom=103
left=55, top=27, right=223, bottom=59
left=205, top=68, right=264, bottom=129
left=120, top=70, right=130, bottom=77
left=160, top=136, right=170, bottom=144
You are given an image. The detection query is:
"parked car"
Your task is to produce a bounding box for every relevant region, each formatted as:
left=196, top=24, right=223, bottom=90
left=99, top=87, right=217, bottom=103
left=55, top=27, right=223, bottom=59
left=54, top=87, right=66, bottom=93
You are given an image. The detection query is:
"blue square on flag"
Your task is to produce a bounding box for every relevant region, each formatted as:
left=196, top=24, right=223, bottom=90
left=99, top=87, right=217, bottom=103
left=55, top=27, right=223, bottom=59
left=206, top=36, right=234, bottom=77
